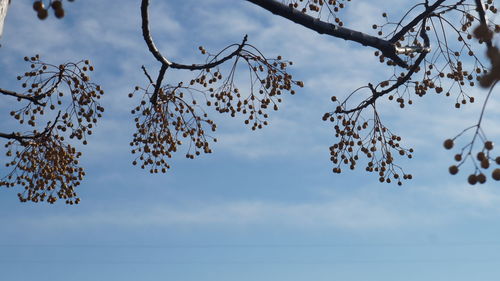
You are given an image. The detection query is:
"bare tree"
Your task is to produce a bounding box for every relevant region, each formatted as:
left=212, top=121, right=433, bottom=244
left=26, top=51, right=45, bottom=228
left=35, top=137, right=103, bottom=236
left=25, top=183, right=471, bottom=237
left=1, top=0, right=499, bottom=204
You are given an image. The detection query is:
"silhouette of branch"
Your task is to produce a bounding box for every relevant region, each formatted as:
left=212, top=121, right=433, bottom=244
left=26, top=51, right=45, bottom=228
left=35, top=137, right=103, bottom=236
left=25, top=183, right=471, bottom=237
left=389, top=0, right=446, bottom=43
left=140, top=0, right=172, bottom=66
left=245, top=0, right=408, bottom=68
left=0, top=132, right=33, bottom=145
left=337, top=19, right=430, bottom=114
left=150, top=63, right=168, bottom=105
left=141, top=65, right=154, bottom=84
left=0, top=111, right=60, bottom=145
left=141, top=0, right=249, bottom=70
left=0, top=87, right=45, bottom=106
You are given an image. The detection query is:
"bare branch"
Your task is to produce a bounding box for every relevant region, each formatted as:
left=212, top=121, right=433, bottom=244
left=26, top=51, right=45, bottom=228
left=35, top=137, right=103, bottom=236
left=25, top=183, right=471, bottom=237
left=337, top=18, right=431, bottom=114
left=245, top=0, right=408, bottom=68
left=141, top=0, right=249, bottom=70
left=0, top=111, right=60, bottom=145
left=140, top=0, right=172, bottom=66
left=150, top=63, right=168, bottom=105
left=170, top=35, right=248, bottom=70
left=141, top=65, right=154, bottom=84
left=395, top=45, right=431, bottom=54
left=389, top=0, right=446, bottom=43
left=0, top=87, right=45, bottom=106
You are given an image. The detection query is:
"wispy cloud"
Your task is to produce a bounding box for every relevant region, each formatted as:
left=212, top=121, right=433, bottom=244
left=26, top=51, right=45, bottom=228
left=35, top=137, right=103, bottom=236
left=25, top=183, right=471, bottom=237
left=11, top=182, right=500, bottom=233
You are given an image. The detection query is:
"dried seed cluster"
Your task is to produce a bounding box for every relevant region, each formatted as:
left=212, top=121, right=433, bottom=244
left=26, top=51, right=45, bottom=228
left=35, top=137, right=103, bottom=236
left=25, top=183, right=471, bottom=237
left=129, top=84, right=216, bottom=174
left=370, top=4, right=500, bottom=111
left=129, top=44, right=303, bottom=173
left=32, top=0, right=74, bottom=20
left=193, top=46, right=302, bottom=131
left=323, top=102, right=413, bottom=185
left=2, top=137, right=83, bottom=204
left=1, top=55, right=103, bottom=204
left=330, top=1, right=500, bottom=186
left=285, top=0, right=350, bottom=26
left=444, top=133, right=500, bottom=185
left=12, top=56, right=103, bottom=144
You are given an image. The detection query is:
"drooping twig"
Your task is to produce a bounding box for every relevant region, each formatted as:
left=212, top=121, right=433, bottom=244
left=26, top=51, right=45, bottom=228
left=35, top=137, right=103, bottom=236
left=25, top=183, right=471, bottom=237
left=0, top=111, right=61, bottom=145
left=389, top=0, right=446, bottom=43
left=337, top=18, right=430, bottom=114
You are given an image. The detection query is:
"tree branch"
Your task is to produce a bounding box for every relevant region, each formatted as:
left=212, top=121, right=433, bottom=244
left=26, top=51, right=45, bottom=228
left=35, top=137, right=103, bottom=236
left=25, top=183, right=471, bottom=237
left=141, top=65, right=154, bottom=84
left=140, top=0, right=172, bottom=66
left=171, top=35, right=248, bottom=70
left=389, top=0, right=446, bottom=43
left=150, top=63, right=168, bottom=105
left=0, top=111, right=60, bottom=145
left=337, top=18, right=431, bottom=114
left=0, top=132, right=33, bottom=145
left=0, top=87, right=46, bottom=106
left=245, top=0, right=408, bottom=68
left=337, top=52, right=427, bottom=114
left=141, top=0, right=249, bottom=70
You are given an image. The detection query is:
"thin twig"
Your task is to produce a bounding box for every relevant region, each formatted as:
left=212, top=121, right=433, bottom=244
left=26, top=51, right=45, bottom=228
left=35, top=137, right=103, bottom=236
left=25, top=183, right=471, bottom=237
left=0, top=87, right=46, bottom=106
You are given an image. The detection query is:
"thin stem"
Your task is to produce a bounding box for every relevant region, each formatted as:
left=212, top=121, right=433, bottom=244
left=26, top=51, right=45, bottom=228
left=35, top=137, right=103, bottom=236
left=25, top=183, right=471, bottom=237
left=0, top=87, right=46, bottom=106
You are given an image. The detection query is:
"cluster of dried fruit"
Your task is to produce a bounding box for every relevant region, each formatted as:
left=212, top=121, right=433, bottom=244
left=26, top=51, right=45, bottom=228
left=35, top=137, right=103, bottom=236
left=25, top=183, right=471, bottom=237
left=373, top=11, right=495, bottom=110
left=32, top=0, right=74, bottom=20
left=444, top=137, right=500, bottom=184
left=129, top=45, right=303, bottom=174
left=327, top=1, right=500, bottom=185
left=129, top=84, right=216, bottom=174
left=285, top=0, right=350, bottom=26
left=1, top=55, right=103, bottom=204
left=324, top=96, right=413, bottom=185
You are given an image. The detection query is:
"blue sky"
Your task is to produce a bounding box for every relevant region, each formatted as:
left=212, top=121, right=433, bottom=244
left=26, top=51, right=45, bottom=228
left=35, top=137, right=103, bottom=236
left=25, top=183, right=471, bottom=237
left=2, top=1, right=500, bottom=280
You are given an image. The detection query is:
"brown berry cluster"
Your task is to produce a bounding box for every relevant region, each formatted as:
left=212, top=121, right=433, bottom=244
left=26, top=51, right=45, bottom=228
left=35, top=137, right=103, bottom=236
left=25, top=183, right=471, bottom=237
left=378, top=61, right=483, bottom=110
left=32, top=0, right=74, bottom=20
left=1, top=55, right=103, bottom=204
left=12, top=55, right=104, bottom=146
left=324, top=98, right=413, bottom=185
left=195, top=47, right=302, bottom=130
left=484, top=0, right=499, bottom=15
left=128, top=44, right=302, bottom=173
left=1, top=135, right=83, bottom=204
left=444, top=133, right=500, bottom=185
left=369, top=4, right=499, bottom=111
left=129, top=84, right=216, bottom=174
left=284, top=0, right=350, bottom=26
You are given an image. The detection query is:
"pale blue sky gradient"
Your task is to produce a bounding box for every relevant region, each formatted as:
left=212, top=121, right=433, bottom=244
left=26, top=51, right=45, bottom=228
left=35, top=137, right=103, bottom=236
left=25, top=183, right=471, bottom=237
left=2, top=1, right=500, bottom=281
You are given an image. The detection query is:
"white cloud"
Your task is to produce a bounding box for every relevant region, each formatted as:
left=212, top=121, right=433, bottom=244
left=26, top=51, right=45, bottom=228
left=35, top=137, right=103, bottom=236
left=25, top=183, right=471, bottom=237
left=14, top=181, right=500, bottom=233
left=11, top=197, right=409, bottom=230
